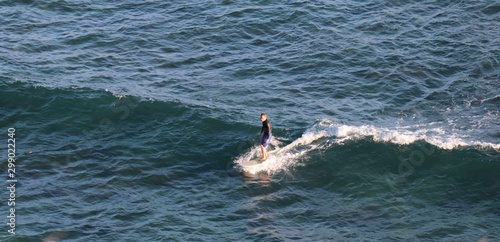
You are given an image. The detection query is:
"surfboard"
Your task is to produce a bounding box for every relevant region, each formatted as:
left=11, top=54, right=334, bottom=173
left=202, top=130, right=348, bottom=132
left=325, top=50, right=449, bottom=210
left=241, top=158, right=262, bottom=167
left=240, top=148, right=281, bottom=167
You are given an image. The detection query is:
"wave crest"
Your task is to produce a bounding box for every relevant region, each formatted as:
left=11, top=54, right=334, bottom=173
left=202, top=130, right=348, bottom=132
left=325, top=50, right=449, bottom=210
left=234, top=119, right=499, bottom=174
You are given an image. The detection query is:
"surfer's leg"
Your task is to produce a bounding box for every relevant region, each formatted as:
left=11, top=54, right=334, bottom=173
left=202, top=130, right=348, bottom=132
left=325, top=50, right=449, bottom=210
left=259, top=144, right=268, bottom=161
left=259, top=134, right=270, bottom=161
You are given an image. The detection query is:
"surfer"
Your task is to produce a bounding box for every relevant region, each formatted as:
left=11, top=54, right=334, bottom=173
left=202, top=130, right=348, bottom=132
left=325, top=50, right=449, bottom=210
left=259, top=113, right=272, bottom=161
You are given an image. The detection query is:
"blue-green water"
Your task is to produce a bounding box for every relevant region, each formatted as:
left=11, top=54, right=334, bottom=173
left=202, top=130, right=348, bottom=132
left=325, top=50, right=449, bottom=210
left=1, top=0, right=499, bottom=241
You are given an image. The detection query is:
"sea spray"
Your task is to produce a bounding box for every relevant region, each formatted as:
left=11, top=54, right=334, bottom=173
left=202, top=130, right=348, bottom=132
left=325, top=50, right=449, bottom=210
left=235, top=119, right=500, bottom=174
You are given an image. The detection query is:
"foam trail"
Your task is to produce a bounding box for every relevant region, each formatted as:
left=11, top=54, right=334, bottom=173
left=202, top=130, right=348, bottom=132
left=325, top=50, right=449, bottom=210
left=234, top=119, right=499, bottom=174
left=318, top=119, right=500, bottom=150
left=234, top=136, right=315, bottom=175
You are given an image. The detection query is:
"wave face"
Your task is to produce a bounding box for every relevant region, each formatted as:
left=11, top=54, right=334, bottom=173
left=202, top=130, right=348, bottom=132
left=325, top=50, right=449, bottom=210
left=2, top=76, right=499, bottom=242
left=236, top=118, right=499, bottom=174
left=235, top=119, right=499, bottom=241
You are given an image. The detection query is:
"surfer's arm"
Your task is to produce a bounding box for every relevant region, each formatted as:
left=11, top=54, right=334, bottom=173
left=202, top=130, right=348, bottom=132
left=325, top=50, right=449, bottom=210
left=264, top=122, right=271, bottom=142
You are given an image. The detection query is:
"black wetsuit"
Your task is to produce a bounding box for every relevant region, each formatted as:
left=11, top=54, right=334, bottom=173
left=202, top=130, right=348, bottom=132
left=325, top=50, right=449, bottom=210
left=261, top=119, right=272, bottom=136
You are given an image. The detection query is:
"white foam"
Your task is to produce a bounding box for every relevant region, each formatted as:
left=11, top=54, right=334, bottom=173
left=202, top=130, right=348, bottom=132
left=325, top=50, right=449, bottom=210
left=234, top=137, right=311, bottom=175
left=234, top=119, right=500, bottom=174
left=318, top=119, right=500, bottom=150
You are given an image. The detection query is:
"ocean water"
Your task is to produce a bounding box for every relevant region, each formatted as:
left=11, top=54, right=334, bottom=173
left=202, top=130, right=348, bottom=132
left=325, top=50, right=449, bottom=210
left=1, top=0, right=499, bottom=241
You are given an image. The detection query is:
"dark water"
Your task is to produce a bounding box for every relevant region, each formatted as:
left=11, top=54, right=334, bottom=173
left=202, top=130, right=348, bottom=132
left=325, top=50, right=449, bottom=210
left=1, top=0, right=499, bottom=241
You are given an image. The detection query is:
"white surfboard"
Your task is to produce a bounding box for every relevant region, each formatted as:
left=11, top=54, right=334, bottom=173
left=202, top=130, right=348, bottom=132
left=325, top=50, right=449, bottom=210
left=240, top=148, right=281, bottom=167
left=241, top=158, right=262, bottom=167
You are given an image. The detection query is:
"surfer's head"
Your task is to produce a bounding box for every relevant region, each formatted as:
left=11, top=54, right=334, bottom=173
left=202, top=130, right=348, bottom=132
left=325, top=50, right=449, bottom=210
left=260, top=113, right=267, bottom=121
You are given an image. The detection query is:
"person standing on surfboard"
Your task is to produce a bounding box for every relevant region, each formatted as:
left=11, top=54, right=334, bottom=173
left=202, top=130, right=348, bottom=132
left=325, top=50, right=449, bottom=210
left=259, top=113, right=272, bottom=161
